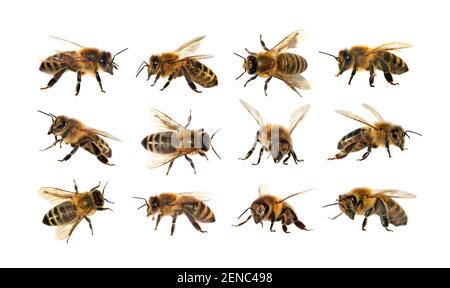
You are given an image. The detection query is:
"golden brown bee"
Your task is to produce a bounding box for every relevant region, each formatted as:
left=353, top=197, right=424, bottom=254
left=40, top=36, right=128, bottom=96
left=319, top=42, right=412, bottom=87
left=134, top=193, right=215, bottom=236
left=234, top=30, right=310, bottom=96
left=239, top=99, right=309, bottom=165
left=40, top=181, right=113, bottom=243
left=141, top=109, right=220, bottom=175
left=136, top=36, right=218, bottom=93
left=328, top=103, right=421, bottom=161
left=323, top=187, right=416, bottom=231
left=233, top=185, right=312, bottom=233
left=38, top=110, right=120, bottom=165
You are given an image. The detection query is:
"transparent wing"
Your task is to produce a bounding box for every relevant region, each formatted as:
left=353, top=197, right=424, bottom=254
left=288, top=104, right=310, bottom=134
left=335, top=110, right=378, bottom=129
left=83, top=127, right=121, bottom=141
left=146, top=152, right=185, bottom=169
left=239, top=99, right=267, bottom=128
left=172, top=55, right=213, bottom=63
left=151, top=109, right=185, bottom=132
left=277, top=188, right=314, bottom=203
left=176, top=192, right=212, bottom=203
left=362, top=103, right=384, bottom=121
left=275, top=74, right=311, bottom=90
left=372, top=190, right=416, bottom=199
left=55, top=218, right=82, bottom=241
left=39, top=187, right=75, bottom=206
left=270, top=30, right=305, bottom=53
left=259, top=184, right=271, bottom=196
left=369, top=42, right=413, bottom=54
left=50, top=36, right=85, bottom=48
left=174, top=36, right=206, bottom=58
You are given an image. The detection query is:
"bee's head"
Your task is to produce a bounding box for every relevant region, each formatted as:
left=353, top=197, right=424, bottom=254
left=388, top=125, right=406, bottom=150
left=338, top=194, right=358, bottom=220
left=99, top=48, right=128, bottom=75
left=38, top=110, right=70, bottom=136
left=234, top=52, right=257, bottom=80
left=250, top=200, right=268, bottom=224
left=91, top=182, right=112, bottom=208
left=148, top=55, right=161, bottom=77
left=199, top=129, right=221, bottom=159
left=146, top=196, right=161, bottom=217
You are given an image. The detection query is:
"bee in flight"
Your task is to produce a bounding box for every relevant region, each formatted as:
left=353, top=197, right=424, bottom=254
left=323, top=187, right=416, bottom=231
left=40, top=180, right=113, bottom=243
left=136, top=36, right=218, bottom=93
left=134, top=193, right=215, bottom=236
left=38, top=110, right=121, bottom=166
left=40, top=36, right=128, bottom=96
left=141, top=109, right=221, bottom=175
left=233, top=185, right=312, bottom=233
left=319, top=42, right=412, bottom=87
left=328, top=103, right=421, bottom=161
left=239, top=99, right=309, bottom=165
left=234, top=30, right=310, bottom=96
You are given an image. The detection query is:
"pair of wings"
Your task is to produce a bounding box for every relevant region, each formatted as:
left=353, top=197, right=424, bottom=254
left=368, top=42, right=413, bottom=55
left=268, top=30, right=310, bottom=91
left=335, top=103, right=384, bottom=130
left=372, top=189, right=416, bottom=199
left=240, top=99, right=310, bottom=135
left=167, top=192, right=212, bottom=205
left=171, top=35, right=212, bottom=63
left=81, top=126, right=121, bottom=141
left=146, top=109, right=193, bottom=169
left=259, top=184, right=314, bottom=203
left=39, top=187, right=84, bottom=240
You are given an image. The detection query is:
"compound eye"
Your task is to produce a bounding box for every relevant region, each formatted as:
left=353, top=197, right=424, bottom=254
left=391, top=130, right=398, bottom=139
left=152, top=60, right=159, bottom=68
left=350, top=196, right=357, bottom=206
left=57, top=121, right=67, bottom=129
left=345, top=55, right=352, bottom=63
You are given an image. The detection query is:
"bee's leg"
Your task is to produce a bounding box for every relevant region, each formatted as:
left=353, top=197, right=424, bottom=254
left=98, top=155, right=114, bottom=166
left=166, top=160, right=175, bottom=175
left=84, top=217, right=94, bottom=236
left=154, top=214, right=162, bottom=231
left=232, top=215, right=253, bottom=228
left=294, top=219, right=311, bottom=231
left=59, top=145, right=79, bottom=162
left=184, top=155, right=197, bottom=174
left=282, top=153, right=291, bottom=165
left=252, top=147, right=265, bottom=166
left=97, top=207, right=113, bottom=212
left=358, top=145, right=372, bottom=161
left=40, top=138, right=63, bottom=151
left=369, top=65, right=376, bottom=87
left=185, top=110, right=192, bottom=128
left=66, top=218, right=82, bottom=243
left=73, top=179, right=79, bottom=193
left=160, top=73, right=175, bottom=91
left=362, top=207, right=373, bottom=231
left=95, top=72, right=106, bottom=93
left=244, top=75, right=258, bottom=87
left=150, top=73, right=160, bottom=86
left=199, top=151, right=209, bottom=161
left=384, top=72, right=398, bottom=86
left=75, top=71, right=82, bottom=96
left=282, top=224, right=290, bottom=234
left=375, top=198, right=393, bottom=232
left=328, top=151, right=348, bottom=160
left=348, top=66, right=357, bottom=85
left=329, top=213, right=343, bottom=220
left=181, top=67, right=202, bottom=93
left=384, top=139, right=392, bottom=158
left=291, top=151, right=304, bottom=164
left=239, top=132, right=259, bottom=160
left=170, top=214, right=178, bottom=236
left=185, top=212, right=207, bottom=233
left=259, top=34, right=269, bottom=51
left=264, top=76, right=272, bottom=96
left=269, top=213, right=277, bottom=232
left=41, top=68, right=67, bottom=90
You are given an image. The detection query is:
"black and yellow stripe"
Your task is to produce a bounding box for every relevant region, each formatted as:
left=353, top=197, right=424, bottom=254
left=141, top=132, right=178, bottom=154
left=186, top=60, right=218, bottom=88
left=42, top=202, right=77, bottom=226
left=185, top=201, right=215, bottom=223
left=385, top=198, right=408, bottom=226
left=277, top=53, right=308, bottom=75
left=378, top=52, right=409, bottom=74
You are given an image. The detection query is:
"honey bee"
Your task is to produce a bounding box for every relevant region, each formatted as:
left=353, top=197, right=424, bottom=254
left=40, top=180, right=113, bottom=242
left=40, top=36, right=128, bottom=96
left=319, top=42, right=412, bottom=87
left=136, top=36, right=218, bottom=93
left=234, top=30, right=310, bottom=96
left=233, top=185, right=312, bottom=233
left=328, top=103, right=421, bottom=161
left=134, top=193, right=215, bottom=236
left=323, top=187, right=416, bottom=231
left=141, top=109, right=221, bottom=175
left=38, top=110, right=121, bottom=165
left=239, top=99, right=309, bottom=165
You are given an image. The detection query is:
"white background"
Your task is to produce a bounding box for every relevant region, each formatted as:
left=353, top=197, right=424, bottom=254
left=0, top=0, right=449, bottom=268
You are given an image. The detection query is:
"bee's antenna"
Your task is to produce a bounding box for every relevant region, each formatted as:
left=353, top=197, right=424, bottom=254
left=233, top=52, right=247, bottom=80
left=210, top=129, right=222, bottom=160
left=237, top=207, right=256, bottom=220
left=111, top=48, right=128, bottom=69
left=136, top=61, right=149, bottom=78
left=319, top=51, right=341, bottom=63
left=133, top=197, right=149, bottom=211
left=404, top=130, right=423, bottom=139
left=322, top=202, right=339, bottom=208
left=37, top=110, right=56, bottom=122
left=101, top=182, right=114, bottom=204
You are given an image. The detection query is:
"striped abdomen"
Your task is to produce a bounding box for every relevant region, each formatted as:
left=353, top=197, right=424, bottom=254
left=40, top=51, right=79, bottom=74
left=186, top=60, right=218, bottom=88
left=376, top=52, right=409, bottom=74
left=277, top=53, right=308, bottom=75
left=384, top=198, right=408, bottom=226
left=141, top=132, right=178, bottom=154
left=337, top=128, right=367, bottom=150
left=182, top=200, right=216, bottom=223
left=43, top=201, right=77, bottom=226
left=80, top=135, right=112, bottom=158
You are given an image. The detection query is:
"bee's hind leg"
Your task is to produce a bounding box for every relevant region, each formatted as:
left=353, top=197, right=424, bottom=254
left=59, top=146, right=79, bottom=162
left=75, top=71, right=82, bottom=96
left=181, top=67, right=202, bottom=93
left=184, top=155, right=197, bottom=174
left=369, top=65, right=376, bottom=87
left=375, top=198, right=393, bottom=232
left=41, top=68, right=67, bottom=90
left=358, top=145, right=372, bottom=161
left=290, top=151, right=304, bottom=164
left=185, top=212, right=207, bottom=233
left=84, top=217, right=94, bottom=236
